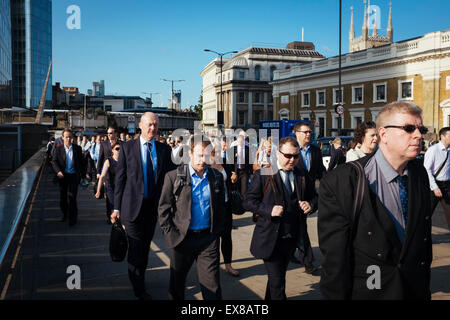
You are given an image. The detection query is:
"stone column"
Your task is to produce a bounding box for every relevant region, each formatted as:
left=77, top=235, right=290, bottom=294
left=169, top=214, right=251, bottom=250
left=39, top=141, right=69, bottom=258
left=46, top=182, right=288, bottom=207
left=248, top=90, right=253, bottom=125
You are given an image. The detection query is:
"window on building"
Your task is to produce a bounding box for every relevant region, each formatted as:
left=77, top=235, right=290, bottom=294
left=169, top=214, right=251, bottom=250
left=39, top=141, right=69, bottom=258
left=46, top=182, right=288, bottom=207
left=269, top=94, right=273, bottom=104
left=333, top=88, right=343, bottom=105
left=401, top=81, right=412, bottom=99
left=254, top=111, right=263, bottom=123
left=255, top=92, right=261, bottom=103
left=317, top=91, right=325, bottom=106
left=302, top=92, right=310, bottom=107
left=319, top=117, right=325, bottom=137
left=105, top=105, right=112, bottom=112
left=376, top=84, right=386, bottom=101
left=255, top=65, right=261, bottom=81
left=238, top=111, right=245, bottom=125
left=353, top=86, right=363, bottom=103
left=238, top=91, right=245, bottom=103
left=270, top=66, right=276, bottom=81
left=239, top=71, right=245, bottom=79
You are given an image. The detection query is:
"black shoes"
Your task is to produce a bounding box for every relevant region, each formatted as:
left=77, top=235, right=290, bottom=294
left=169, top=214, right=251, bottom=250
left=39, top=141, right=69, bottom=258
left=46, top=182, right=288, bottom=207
left=138, top=292, right=152, bottom=300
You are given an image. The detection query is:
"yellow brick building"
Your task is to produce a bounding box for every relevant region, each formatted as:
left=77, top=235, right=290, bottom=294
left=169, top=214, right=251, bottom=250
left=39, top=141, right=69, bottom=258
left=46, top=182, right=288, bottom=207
left=271, top=29, right=450, bottom=141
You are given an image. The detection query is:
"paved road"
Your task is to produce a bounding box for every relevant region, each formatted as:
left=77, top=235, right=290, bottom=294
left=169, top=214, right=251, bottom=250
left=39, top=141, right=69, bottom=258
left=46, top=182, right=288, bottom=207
left=2, top=162, right=449, bottom=300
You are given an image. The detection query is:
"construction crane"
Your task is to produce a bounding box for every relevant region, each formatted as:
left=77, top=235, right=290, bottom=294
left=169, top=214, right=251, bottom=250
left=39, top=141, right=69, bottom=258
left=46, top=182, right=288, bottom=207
left=35, top=60, right=52, bottom=124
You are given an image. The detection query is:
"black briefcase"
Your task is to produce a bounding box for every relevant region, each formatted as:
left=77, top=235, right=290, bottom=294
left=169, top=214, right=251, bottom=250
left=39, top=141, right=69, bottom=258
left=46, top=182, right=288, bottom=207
left=109, top=218, right=128, bottom=262
left=230, top=190, right=246, bottom=215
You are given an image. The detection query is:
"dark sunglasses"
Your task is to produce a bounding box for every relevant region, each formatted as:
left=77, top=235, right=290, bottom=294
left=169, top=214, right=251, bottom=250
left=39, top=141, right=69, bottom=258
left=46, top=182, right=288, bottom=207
left=296, top=130, right=312, bottom=134
left=278, top=150, right=300, bottom=159
left=384, top=125, right=428, bottom=134
left=107, top=132, right=114, bottom=134
left=114, top=148, right=120, bottom=151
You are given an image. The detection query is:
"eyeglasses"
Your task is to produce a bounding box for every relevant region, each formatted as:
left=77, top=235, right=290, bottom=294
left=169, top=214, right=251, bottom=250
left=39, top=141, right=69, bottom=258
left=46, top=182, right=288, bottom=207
left=384, top=125, right=428, bottom=134
left=296, top=130, right=312, bottom=135
left=107, top=132, right=114, bottom=135
left=114, top=148, right=120, bottom=151
left=278, top=150, right=300, bottom=159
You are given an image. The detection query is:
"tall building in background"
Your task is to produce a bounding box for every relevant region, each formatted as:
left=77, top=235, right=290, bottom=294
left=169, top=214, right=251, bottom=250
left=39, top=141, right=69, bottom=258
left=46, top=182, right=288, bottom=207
left=92, top=80, right=105, bottom=97
left=11, top=0, right=52, bottom=108
left=0, top=0, right=12, bottom=108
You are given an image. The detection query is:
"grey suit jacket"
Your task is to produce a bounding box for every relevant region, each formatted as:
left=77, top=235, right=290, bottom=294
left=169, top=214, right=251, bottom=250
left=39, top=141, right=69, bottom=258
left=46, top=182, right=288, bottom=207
left=158, top=165, right=226, bottom=249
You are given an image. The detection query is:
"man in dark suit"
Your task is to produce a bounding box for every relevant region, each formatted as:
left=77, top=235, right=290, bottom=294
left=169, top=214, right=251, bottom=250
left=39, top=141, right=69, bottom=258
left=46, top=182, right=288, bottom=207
left=243, top=136, right=318, bottom=300
left=327, top=137, right=346, bottom=171
left=318, top=101, right=432, bottom=300
left=227, top=131, right=253, bottom=204
left=98, top=126, right=121, bottom=222
left=112, top=112, right=176, bottom=300
left=158, top=135, right=226, bottom=300
left=292, top=121, right=325, bottom=272
left=51, top=128, right=85, bottom=226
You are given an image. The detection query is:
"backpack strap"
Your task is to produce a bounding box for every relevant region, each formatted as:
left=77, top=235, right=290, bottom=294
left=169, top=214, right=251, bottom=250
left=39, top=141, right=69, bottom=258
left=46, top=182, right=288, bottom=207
left=348, top=161, right=366, bottom=231
left=173, top=164, right=188, bottom=202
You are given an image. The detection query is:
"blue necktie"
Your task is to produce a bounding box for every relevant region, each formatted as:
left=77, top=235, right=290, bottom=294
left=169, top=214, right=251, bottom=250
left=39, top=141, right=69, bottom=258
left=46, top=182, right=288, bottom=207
left=398, top=175, right=408, bottom=227
left=281, top=169, right=293, bottom=195
left=146, top=142, right=155, bottom=199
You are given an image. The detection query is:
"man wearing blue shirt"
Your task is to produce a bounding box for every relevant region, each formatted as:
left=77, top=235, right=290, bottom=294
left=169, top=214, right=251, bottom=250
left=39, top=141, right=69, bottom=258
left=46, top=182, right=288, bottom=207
left=159, top=135, right=226, bottom=300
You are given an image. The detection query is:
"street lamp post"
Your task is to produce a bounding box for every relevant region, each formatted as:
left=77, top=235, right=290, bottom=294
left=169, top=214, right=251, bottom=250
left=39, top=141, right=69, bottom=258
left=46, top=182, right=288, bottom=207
left=161, top=78, right=185, bottom=131
left=204, top=49, right=238, bottom=130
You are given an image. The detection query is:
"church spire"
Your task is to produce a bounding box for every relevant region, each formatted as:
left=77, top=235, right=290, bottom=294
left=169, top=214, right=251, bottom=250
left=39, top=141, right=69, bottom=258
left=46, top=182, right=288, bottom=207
left=349, top=6, right=355, bottom=40
left=372, top=8, right=378, bottom=36
left=362, top=0, right=368, bottom=41
left=387, top=1, right=393, bottom=41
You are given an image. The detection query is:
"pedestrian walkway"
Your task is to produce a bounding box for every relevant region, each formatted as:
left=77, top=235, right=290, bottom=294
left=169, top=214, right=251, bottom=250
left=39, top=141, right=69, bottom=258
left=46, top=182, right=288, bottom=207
left=2, top=162, right=449, bottom=300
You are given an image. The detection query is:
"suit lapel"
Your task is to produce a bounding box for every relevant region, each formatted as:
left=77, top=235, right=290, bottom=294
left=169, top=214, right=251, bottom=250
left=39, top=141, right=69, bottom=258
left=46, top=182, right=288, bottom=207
left=293, top=167, right=303, bottom=201
left=155, top=141, right=162, bottom=182
left=206, top=168, right=215, bottom=230
left=135, top=139, right=144, bottom=185
left=371, top=193, right=403, bottom=252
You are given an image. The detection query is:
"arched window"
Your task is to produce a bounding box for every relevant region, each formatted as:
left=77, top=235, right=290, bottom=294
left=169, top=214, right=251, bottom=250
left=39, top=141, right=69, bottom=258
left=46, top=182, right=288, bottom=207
left=255, top=65, right=261, bottom=81
left=270, top=66, right=276, bottom=81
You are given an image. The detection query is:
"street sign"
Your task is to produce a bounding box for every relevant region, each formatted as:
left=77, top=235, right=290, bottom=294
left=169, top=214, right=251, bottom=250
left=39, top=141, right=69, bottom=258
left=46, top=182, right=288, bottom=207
left=128, top=115, right=135, bottom=122
left=335, top=104, right=344, bottom=115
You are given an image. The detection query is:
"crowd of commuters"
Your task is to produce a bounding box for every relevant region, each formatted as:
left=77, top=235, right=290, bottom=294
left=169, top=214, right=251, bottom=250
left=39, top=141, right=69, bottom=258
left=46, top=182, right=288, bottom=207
left=45, top=101, right=450, bottom=300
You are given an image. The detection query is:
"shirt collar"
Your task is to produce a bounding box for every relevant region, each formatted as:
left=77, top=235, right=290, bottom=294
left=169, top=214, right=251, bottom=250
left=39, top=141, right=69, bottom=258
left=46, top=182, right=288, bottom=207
left=438, top=141, right=449, bottom=151
left=189, top=163, right=208, bottom=179
left=140, top=135, right=155, bottom=148
left=300, top=144, right=310, bottom=152
left=374, top=148, right=408, bottom=183
left=64, top=144, right=72, bottom=152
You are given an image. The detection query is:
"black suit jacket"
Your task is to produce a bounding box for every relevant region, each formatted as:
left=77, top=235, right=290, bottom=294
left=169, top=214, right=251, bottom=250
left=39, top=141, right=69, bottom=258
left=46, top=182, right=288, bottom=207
left=318, top=153, right=432, bottom=300
left=158, top=165, right=226, bottom=249
left=327, top=145, right=345, bottom=171
left=97, top=140, right=122, bottom=173
left=225, top=144, right=253, bottom=176
left=51, top=143, right=84, bottom=179
left=296, top=144, right=326, bottom=182
left=114, top=138, right=176, bottom=222
left=243, top=166, right=318, bottom=260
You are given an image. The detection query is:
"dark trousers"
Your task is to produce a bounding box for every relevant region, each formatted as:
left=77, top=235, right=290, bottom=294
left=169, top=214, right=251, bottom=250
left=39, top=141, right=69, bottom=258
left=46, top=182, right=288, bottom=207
left=236, top=168, right=248, bottom=196
left=169, top=232, right=222, bottom=300
left=263, top=237, right=296, bottom=300
left=105, top=185, right=114, bottom=219
left=58, top=173, right=79, bottom=225
left=220, top=201, right=233, bottom=264
left=296, top=228, right=314, bottom=267
left=123, top=198, right=158, bottom=298
left=87, top=155, right=96, bottom=181
left=431, top=191, right=450, bottom=231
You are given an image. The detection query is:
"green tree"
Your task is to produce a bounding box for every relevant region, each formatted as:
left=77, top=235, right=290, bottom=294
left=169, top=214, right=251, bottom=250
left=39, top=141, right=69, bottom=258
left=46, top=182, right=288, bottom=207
left=192, top=93, right=203, bottom=120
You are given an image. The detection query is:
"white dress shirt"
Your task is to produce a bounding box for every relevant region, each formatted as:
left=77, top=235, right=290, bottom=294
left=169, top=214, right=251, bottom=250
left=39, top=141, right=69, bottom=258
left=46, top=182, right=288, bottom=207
left=424, top=141, right=450, bottom=190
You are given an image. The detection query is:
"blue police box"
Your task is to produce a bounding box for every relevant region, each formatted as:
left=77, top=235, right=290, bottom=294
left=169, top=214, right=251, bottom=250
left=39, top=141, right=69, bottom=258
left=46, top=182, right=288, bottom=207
left=258, top=120, right=312, bottom=139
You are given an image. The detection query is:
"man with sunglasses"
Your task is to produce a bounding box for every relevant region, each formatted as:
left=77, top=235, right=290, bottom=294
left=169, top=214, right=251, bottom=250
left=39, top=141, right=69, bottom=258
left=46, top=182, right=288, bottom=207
left=318, top=101, right=432, bottom=300
left=243, top=136, right=318, bottom=300
left=97, top=126, right=121, bottom=223
left=292, top=121, right=325, bottom=272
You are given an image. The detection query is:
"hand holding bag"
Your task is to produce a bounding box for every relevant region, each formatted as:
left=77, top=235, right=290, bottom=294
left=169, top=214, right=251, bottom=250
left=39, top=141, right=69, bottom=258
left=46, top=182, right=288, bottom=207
left=109, top=218, right=128, bottom=262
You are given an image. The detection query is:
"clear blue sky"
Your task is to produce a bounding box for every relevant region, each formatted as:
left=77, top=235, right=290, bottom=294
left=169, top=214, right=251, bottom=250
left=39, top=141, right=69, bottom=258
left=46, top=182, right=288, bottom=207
left=52, top=0, right=450, bottom=109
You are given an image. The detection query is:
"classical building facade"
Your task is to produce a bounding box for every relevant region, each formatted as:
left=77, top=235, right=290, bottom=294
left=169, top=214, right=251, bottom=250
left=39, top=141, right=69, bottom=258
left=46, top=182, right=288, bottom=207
left=271, top=29, right=450, bottom=140
left=201, top=42, right=324, bottom=130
